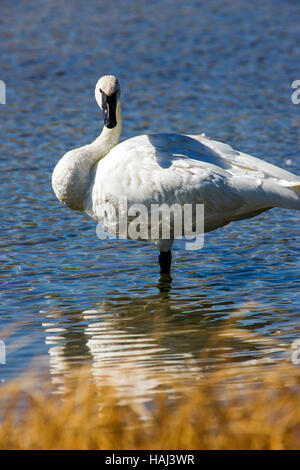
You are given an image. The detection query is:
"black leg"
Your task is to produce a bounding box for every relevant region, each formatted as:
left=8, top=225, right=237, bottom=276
left=158, top=250, right=172, bottom=274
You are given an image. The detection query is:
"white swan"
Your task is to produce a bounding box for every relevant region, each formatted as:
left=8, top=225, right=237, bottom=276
left=52, top=75, right=300, bottom=274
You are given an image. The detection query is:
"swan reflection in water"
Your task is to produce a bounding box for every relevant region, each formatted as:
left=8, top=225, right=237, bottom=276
left=42, top=278, right=287, bottom=403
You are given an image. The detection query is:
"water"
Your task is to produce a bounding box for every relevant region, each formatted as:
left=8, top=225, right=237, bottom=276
left=0, top=0, right=300, bottom=401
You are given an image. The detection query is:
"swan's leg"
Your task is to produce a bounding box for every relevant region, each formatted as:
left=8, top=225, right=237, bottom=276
left=159, top=251, right=172, bottom=274
left=156, top=239, right=173, bottom=274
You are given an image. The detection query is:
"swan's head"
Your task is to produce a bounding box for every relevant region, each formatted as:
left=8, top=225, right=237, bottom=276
left=95, top=75, right=120, bottom=129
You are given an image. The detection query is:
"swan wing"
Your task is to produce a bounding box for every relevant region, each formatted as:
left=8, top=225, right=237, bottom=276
left=191, top=134, right=300, bottom=187
left=90, top=133, right=300, bottom=233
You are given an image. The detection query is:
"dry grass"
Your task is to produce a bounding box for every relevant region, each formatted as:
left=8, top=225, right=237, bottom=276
left=0, top=360, right=299, bottom=450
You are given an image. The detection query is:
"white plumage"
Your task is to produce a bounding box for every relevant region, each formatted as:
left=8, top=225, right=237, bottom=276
left=52, top=75, right=300, bottom=273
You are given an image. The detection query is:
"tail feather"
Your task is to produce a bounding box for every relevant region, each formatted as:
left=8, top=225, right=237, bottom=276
left=289, top=183, right=300, bottom=191
left=262, top=180, right=300, bottom=210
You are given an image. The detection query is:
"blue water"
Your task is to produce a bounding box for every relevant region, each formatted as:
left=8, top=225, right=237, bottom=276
left=0, top=0, right=300, bottom=399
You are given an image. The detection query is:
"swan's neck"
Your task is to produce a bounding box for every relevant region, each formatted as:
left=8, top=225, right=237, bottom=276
left=52, top=103, right=122, bottom=212
left=90, top=102, right=122, bottom=159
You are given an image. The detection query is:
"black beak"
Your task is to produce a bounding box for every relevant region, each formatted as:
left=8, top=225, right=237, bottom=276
left=102, top=91, right=117, bottom=129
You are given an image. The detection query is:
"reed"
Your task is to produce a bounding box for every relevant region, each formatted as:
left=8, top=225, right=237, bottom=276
left=0, top=359, right=299, bottom=450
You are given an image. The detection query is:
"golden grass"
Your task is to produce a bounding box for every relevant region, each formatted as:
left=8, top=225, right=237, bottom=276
left=0, top=360, right=299, bottom=450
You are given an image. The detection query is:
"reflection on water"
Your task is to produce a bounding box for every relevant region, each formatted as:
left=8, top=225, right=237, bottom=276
left=0, top=0, right=300, bottom=403
left=42, top=272, right=297, bottom=401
